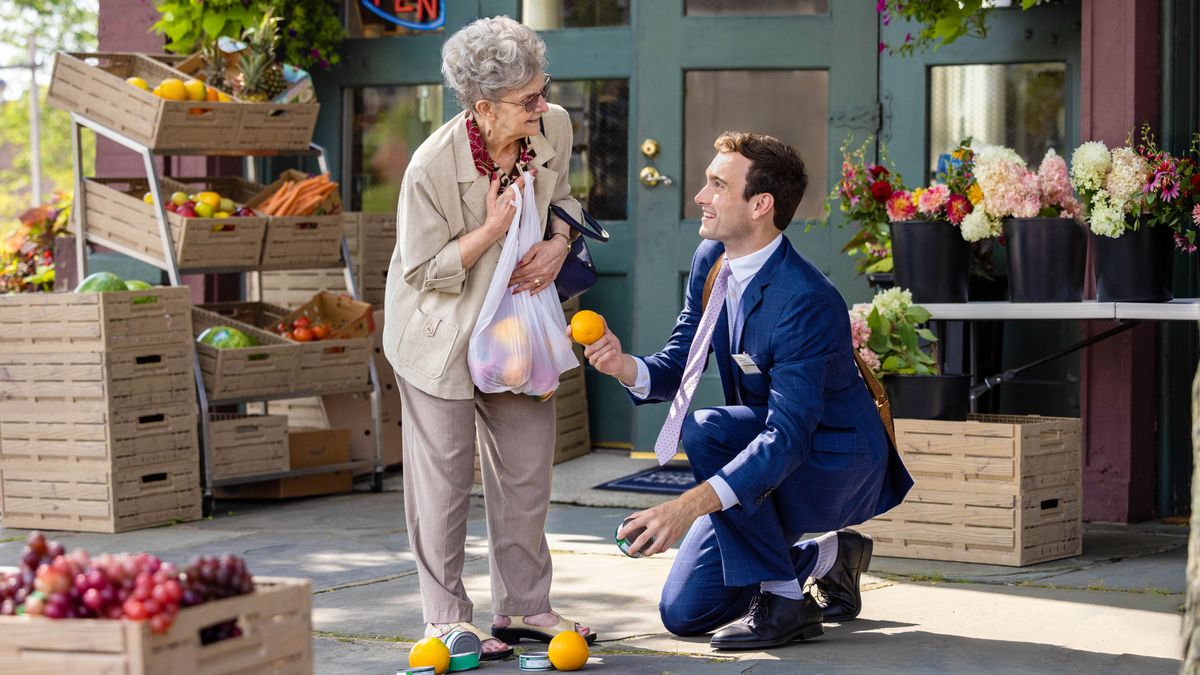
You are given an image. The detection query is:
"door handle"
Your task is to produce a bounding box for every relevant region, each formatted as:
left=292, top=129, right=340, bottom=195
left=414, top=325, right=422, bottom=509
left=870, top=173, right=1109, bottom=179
left=639, top=166, right=673, bottom=187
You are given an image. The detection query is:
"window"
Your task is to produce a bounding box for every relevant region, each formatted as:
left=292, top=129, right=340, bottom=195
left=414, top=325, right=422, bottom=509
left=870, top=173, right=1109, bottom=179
left=550, top=79, right=629, bottom=220
left=522, top=0, right=630, bottom=29
left=349, top=85, right=444, bottom=213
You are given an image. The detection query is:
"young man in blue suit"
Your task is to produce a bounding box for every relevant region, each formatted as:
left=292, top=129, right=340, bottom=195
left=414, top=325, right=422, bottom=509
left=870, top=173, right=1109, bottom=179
left=578, top=132, right=912, bottom=649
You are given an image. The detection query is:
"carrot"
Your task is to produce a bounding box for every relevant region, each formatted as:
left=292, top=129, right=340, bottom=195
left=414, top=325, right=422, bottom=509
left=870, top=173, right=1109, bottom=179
left=261, top=180, right=294, bottom=215
left=276, top=182, right=305, bottom=216
left=293, top=195, right=323, bottom=216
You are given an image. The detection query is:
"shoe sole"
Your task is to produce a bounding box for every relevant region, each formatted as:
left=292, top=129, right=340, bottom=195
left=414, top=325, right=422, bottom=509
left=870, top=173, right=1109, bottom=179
left=822, top=535, right=874, bottom=623
left=710, top=623, right=824, bottom=650
left=490, top=626, right=598, bottom=645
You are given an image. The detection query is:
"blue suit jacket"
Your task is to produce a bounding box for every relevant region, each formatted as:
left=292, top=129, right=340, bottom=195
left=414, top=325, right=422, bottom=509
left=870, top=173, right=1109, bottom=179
left=638, top=237, right=912, bottom=533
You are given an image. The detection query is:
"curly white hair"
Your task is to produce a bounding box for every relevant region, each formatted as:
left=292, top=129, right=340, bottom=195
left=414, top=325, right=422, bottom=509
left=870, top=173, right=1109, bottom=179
left=441, top=16, right=547, bottom=110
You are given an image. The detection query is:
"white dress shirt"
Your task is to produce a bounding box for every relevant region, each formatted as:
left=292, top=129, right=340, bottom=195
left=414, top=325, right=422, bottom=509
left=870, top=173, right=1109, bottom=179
left=625, top=235, right=783, bottom=510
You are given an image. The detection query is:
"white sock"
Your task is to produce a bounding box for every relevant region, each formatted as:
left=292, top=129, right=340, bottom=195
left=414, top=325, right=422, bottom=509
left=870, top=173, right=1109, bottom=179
left=811, top=531, right=840, bottom=579
left=760, top=578, right=804, bottom=600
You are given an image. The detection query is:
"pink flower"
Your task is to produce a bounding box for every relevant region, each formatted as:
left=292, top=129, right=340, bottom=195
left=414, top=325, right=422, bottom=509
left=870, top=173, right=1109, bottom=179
left=1038, top=149, right=1074, bottom=207
left=917, top=184, right=950, bottom=216
left=858, top=347, right=881, bottom=373
left=849, top=311, right=871, bottom=350
left=1175, top=233, right=1197, bottom=254
left=1192, top=203, right=1200, bottom=226
left=886, top=191, right=916, bottom=222
left=946, top=193, right=972, bottom=225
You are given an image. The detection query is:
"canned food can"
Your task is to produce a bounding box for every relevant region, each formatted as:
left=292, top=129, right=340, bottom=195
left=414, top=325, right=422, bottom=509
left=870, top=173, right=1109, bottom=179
left=442, top=629, right=483, bottom=657
left=448, top=651, right=481, bottom=672
left=615, top=516, right=654, bottom=558
left=397, top=667, right=437, bottom=675
left=518, top=651, right=555, bottom=671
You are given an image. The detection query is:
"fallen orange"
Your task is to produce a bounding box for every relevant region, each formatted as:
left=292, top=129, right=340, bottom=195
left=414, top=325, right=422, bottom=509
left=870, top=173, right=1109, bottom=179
left=408, top=637, right=450, bottom=674
left=548, top=630, right=589, bottom=671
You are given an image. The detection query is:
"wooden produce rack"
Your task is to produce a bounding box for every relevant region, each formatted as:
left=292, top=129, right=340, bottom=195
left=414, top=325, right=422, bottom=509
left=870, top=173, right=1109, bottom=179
left=62, top=53, right=386, bottom=515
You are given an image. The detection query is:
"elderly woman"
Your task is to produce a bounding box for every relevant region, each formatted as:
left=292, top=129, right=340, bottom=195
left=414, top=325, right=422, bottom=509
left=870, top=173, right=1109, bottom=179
left=382, top=16, right=595, bottom=659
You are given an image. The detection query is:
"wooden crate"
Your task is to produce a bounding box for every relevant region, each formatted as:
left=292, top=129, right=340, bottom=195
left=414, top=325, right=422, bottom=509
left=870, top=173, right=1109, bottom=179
left=353, top=212, right=395, bottom=306
left=48, top=52, right=318, bottom=152
left=246, top=398, right=329, bottom=431
left=252, top=213, right=392, bottom=306
left=245, top=172, right=343, bottom=269
left=1, top=401, right=198, bottom=472
left=83, top=176, right=269, bottom=270
left=192, top=308, right=299, bottom=402
left=202, top=301, right=373, bottom=395
left=0, top=577, right=312, bottom=673
left=857, top=414, right=1082, bottom=567
left=0, top=341, right=196, bottom=413
left=0, top=287, right=192, bottom=354
left=210, top=414, right=289, bottom=480
left=0, top=458, right=201, bottom=533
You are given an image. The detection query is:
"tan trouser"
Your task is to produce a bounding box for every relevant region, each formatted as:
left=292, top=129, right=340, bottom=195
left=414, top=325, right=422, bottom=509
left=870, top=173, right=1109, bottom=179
left=399, top=378, right=557, bottom=623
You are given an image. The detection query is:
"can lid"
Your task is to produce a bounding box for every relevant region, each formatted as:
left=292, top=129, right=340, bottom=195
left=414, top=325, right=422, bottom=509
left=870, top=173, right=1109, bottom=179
left=397, top=667, right=437, bottom=675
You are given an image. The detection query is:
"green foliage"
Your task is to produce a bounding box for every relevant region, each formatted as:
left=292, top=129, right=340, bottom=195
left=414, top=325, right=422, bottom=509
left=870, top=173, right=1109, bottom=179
left=855, top=289, right=939, bottom=377
left=0, top=86, right=95, bottom=221
left=878, top=0, right=1046, bottom=56
left=153, top=0, right=344, bottom=71
left=1, top=191, right=72, bottom=293
left=0, top=0, right=97, bottom=56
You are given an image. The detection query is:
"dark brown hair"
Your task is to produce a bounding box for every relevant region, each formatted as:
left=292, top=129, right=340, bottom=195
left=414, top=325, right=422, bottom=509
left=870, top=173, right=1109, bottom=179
left=714, top=131, right=808, bottom=230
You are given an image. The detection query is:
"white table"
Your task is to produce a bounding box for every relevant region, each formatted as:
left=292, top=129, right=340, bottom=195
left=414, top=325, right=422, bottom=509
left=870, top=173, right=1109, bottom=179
left=921, top=299, right=1200, bottom=322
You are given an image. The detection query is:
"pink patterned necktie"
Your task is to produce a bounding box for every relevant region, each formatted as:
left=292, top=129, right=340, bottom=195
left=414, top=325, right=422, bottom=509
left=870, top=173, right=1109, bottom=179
left=653, top=258, right=732, bottom=465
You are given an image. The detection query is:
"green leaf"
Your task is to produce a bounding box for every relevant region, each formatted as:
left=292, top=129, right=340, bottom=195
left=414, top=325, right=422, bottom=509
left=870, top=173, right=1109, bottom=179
left=877, top=315, right=892, bottom=337
left=1021, top=0, right=1039, bottom=8
left=916, top=328, right=937, bottom=342
left=914, top=362, right=933, bottom=375
left=900, top=324, right=919, bottom=351
left=868, top=333, right=890, bottom=354
left=202, top=13, right=226, bottom=37
left=882, top=355, right=902, bottom=372
left=906, top=305, right=932, bottom=324
left=898, top=367, right=917, bottom=375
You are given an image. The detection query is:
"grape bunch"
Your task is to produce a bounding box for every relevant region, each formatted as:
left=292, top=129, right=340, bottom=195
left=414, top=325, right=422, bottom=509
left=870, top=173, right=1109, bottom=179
left=1, top=532, right=254, bottom=638
left=181, top=555, right=255, bottom=644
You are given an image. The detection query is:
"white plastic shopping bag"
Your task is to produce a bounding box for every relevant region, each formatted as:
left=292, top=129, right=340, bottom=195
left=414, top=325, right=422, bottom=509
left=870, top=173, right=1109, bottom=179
left=468, top=172, right=578, bottom=396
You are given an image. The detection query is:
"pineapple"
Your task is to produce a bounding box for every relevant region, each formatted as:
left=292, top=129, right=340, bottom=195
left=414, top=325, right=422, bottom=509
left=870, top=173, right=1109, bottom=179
left=200, top=37, right=227, bottom=94
left=237, top=10, right=286, bottom=102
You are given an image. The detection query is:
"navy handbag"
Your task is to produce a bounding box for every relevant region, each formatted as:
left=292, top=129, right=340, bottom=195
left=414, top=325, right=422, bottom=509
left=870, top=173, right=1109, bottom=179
left=548, top=203, right=609, bottom=302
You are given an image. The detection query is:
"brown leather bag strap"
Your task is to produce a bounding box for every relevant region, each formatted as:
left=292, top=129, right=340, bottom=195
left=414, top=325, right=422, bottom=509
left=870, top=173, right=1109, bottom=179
left=700, top=258, right=723, bottom=309
left=853, top=349, right=898, bottom=449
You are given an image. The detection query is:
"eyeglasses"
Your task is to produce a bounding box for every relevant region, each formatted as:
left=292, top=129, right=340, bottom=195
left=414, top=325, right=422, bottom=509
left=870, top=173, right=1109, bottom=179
left=497, top=74, right=552, bottom=113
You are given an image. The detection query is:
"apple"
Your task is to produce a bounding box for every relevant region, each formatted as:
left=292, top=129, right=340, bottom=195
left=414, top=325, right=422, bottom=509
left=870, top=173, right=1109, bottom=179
left=219, top=198, right=235, bottom=213
left=142, top=192, right=154, bottom=205
left=194, top=202, right=214, bottom=218
left=164, top=203, right=179, bottom=213
left=183, top=200, right=196, bottom=210
left=170, top=192, right=188, bottom=206
left=177, top=206, right=197, bottom=218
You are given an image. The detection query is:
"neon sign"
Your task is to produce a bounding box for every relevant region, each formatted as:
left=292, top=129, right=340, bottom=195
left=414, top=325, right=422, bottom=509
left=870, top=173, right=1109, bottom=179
left=360, top=0, right=446, bottom=30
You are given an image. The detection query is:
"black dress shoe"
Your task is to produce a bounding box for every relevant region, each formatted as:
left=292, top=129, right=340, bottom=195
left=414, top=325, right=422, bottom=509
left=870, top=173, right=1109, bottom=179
left=813, top=529, right=873, bottom=622
left=709, top=591, right=823, bottom=650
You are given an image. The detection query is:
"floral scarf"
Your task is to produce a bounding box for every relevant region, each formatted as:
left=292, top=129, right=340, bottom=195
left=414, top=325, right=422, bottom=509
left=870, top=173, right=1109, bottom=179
left=466, top=117, right=537, bottom=195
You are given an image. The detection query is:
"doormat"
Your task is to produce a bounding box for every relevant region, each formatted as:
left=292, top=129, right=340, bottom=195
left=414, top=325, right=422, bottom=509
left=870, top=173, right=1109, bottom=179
left=593, top=465, right=697, bottom=495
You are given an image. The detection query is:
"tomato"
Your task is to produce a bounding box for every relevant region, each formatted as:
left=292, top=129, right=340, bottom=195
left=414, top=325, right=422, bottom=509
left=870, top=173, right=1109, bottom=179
left=275, top=321, right=289, bottom=334
left=282, top=331, right=294, bottom=341
left=292, top=326, right=314, bottom=342
left=292, top=316, right=311, bottom=329
left=311, top=323, right=331, bottom=340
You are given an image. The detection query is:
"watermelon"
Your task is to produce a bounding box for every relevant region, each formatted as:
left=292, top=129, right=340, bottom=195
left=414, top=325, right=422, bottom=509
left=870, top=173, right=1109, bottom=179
left=75, top=272, right=128, bottom=293
left=124, top=279, right=153, bottom=291
left=197, top=326, right=258, bottom=349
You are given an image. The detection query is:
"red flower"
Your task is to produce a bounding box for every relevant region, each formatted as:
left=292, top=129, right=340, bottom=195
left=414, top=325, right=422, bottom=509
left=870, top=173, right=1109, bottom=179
left=1190, top=174, right=1200, bottom=195
left=870, top=179, right=893, bottom=202
left=867, top=164, right=889, bottom=179
left=946, top=193, right=972, bottom=225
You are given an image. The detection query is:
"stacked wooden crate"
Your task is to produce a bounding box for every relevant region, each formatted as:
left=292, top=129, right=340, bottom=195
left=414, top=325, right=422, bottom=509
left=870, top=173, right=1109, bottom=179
left=857, top=414, right=1082, bottom=566
left=0, top=288, right=202, bottom=533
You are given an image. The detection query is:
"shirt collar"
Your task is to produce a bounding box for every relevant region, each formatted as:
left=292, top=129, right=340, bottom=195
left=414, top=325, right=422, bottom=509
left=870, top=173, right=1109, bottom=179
left=726, top=234, right=783, bottom=285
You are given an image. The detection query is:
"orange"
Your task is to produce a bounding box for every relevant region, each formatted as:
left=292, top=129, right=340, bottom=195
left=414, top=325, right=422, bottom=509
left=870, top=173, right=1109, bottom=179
left=195, top=191, right=222, bottom=208
left=569, top=310, right=605, bottom=346
left=157, top=78, right=187, bottom=101
left=205, top=87, right=219, bottom=102
left=183, top=78, right=207, bottom=101
left=125, top=76, right=150, bottom=91
left=408, top=637, right=450, bottom=674
left=548, top=630, right=589, bottom=671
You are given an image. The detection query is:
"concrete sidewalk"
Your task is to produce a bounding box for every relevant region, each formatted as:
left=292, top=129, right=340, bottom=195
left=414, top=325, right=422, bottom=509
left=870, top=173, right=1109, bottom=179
left=0, top=466, right=1185, bottom=674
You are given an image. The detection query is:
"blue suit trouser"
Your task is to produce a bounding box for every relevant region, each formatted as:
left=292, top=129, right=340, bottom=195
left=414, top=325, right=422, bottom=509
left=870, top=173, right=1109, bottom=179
left=658, top=406, right=821, bottom=637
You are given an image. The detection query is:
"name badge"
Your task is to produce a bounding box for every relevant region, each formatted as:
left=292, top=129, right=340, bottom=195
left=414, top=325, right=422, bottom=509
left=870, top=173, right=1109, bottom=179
left=732, top=353, right=761, bottom=375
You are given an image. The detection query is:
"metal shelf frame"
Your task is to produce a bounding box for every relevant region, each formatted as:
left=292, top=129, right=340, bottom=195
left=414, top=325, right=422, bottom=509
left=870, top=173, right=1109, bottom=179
left=70, top=113, right=385, bottom=515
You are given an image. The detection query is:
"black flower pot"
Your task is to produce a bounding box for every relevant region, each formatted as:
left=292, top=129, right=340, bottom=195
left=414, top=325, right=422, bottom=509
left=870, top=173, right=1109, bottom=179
left=1004, top=218, right=1086, bottom=302
left=883, top=374, right=971, bottom=421
left=867, top=272, right=894, bottom=291
left=892, top=220, right=970, bottom=303
left=1091, top=221, right=1173, bottom=302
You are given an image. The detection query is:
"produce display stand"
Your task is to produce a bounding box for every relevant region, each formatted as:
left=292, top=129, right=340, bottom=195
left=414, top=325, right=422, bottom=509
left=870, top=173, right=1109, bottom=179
left=68, top=109, right=385, bottom=516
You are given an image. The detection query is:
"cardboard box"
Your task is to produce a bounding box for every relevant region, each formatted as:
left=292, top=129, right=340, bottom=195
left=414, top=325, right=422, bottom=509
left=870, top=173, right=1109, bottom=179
left=215, top=428, right=352, bottom=500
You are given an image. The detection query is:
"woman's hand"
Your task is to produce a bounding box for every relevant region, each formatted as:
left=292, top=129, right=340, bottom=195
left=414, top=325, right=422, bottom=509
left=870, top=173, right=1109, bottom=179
left=510, top=236, right=569, bottom=295
left=483, top=175, right=523, bottom=241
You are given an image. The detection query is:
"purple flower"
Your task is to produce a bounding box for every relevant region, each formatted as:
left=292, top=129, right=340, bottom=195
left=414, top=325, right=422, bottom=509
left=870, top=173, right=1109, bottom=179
left=311, top=48, right=321, bottom=58
left=876, top=0, right=887, bottom=12
left=879, top=41, right=886, bottom=53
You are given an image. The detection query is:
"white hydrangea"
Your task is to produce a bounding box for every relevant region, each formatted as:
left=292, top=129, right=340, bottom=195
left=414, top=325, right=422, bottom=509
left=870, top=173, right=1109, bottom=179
left=1105, top=147, right=1151, bottom=203
left=974, top=144, right=1027, bottom=168
left=1088, top=190, right=1128, bottom=238
left=872, top=287, right=912, bottom=319
left=959, top=208, right=1001, bottom=242
left=1071, top=141, right=1111, bottom=192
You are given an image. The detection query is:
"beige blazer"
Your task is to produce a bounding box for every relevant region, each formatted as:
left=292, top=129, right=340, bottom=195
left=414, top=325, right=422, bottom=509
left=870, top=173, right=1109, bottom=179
left=382, top=104, right=582, bottom=400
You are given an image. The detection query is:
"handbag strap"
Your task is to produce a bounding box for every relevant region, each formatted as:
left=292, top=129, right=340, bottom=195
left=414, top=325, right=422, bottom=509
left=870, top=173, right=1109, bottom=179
left=700, top=257, right=898, bottom=449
